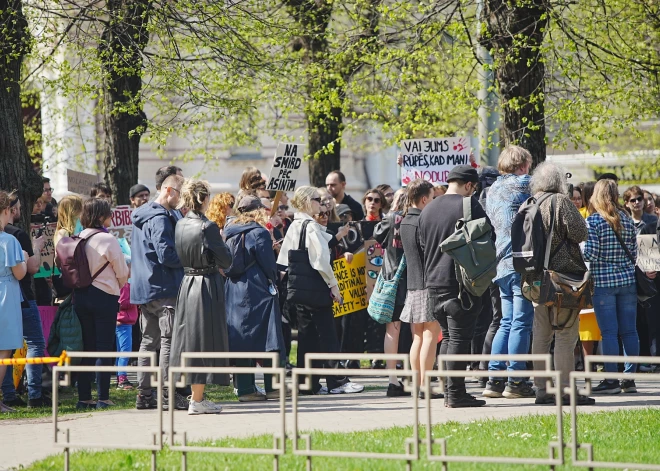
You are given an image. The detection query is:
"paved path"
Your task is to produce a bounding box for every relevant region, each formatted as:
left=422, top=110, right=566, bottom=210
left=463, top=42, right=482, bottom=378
left=2, top=377, right=660, bottom=470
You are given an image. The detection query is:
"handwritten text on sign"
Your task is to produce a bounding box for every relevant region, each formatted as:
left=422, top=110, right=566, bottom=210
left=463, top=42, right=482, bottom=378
left=332, top=251, right=367, bottom=317
left=30, top=222, right=59, bottom=278
left=266, top=143, right=304, bottom=192
left=400, top=137, right=471, bottom=185
left=67, top=169, right=99, bottom=196
left=109, top=205, right=134, bottom=243
left=637, top=235, right=660, bottom=272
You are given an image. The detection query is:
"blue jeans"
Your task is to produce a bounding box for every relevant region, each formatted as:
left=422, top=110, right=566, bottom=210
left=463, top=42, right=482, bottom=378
left=593, top=283, right=639, bottom=374
left=115, top=324, right=133, bottom=377
left=1, top=300, right=45, bottom=400
left=489, top=273, right=534, bottom=381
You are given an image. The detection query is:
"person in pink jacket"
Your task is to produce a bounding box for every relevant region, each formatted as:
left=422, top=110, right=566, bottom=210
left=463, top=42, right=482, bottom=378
left=116, top=283, right=138, bottom=389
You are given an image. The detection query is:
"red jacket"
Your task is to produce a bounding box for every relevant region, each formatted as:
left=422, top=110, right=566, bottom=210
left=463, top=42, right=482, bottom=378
left=117, top=283, right=139, bottom=325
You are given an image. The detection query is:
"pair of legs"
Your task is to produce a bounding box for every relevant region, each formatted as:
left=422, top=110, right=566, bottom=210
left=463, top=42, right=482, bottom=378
left=233, top=358, right=275, bottom=397
left=115, top=324, right=133, bottom=384
left=479, top=284, right=502, bottom=370
left=488, top=273, right=534, bottom=382
left=593, top=283, right=639, bottom=375
left=410, top=321, right=441, bottom=387
left=1, top=300, right=46, bottom=402
left=431, top=288, right=482, bottom=399
left=137, top=298, right=175, bottom=398
left=0, top=350, right=12, bottom=412
left=384, top=306, right=408, bottom=384
left=532, top=304, right=580, bottom=397
left=75, top=285, right=120, bottom=405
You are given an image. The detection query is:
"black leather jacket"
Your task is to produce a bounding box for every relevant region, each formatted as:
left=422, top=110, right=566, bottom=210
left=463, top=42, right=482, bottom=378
left=175, top=212, right=232, bottom=273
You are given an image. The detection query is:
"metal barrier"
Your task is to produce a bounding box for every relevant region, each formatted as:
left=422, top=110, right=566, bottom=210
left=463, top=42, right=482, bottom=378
left=427, top=354, right=565, bottom=470
left=291, top=353, right=419, bottom=471
left=52, top=351, right=162, bottom=471
left=167, top=352, right=287, bottom=471
left=569, top=355, right=660, bottom=471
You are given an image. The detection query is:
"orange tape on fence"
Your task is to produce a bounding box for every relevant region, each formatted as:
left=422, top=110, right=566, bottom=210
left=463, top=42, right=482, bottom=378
left=0, top=351, right=68, bottom=367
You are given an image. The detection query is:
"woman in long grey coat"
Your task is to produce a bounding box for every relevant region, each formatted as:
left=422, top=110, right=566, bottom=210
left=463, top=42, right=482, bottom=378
left=171, top=179, right=232, bottom=415
left=224, top=195, right=285, bottom=402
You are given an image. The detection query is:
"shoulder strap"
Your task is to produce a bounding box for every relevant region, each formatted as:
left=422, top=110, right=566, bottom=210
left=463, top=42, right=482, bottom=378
left=462, top=196, right=472, bottom=222
left=611, top=223, right=636, bottom=265
left=543, top=195, right=557, bottom=270
left=83, top=229, right=111, bottom=282
left=298, top=220, right=311, bottom=250
left=393, top=254, right=407, bottom=281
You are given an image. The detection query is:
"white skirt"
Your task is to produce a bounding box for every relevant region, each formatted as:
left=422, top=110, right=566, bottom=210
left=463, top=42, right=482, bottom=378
left=400, top=289, right=435, bottom=324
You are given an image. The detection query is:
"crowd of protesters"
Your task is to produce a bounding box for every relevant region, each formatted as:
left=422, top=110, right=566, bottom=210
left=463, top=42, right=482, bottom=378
left=1, top=147, right=659, bottom=414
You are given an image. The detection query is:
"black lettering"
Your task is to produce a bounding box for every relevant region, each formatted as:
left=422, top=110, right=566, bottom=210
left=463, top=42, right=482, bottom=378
left=273, top=156, right=282, bottom=167
left=284, top=144, right=298, bottom=157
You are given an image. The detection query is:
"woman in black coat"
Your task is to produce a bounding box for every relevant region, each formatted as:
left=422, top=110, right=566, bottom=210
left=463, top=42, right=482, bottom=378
left=224, top=195, right=285, bottom=401
left=170, top=179, right=232, bottom=415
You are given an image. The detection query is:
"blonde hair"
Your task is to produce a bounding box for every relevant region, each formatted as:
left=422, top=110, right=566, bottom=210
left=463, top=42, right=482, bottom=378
left=291, top=186, right=319, bottom=214
left=590, top=179, right=622, bottom=232
left=498, top=145, right=532, bottom=174
left=231, top=209, right=268, bottom=227
left=56, top=195, right=83, bottom=235
left=207, top=192, right=234, bottom=228
left=317, top=187, right=339, bottom=222
left=178, top=179, right=211, bottom=213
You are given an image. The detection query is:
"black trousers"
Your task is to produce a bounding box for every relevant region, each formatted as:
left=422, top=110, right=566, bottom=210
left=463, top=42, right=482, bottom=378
left=479, top=283, right=503, bottom=370
left=430, top=288, right=481, bottom=399
left=296, top=304, right=348, bottom=392
left=75, top=285, right=119, bottom=401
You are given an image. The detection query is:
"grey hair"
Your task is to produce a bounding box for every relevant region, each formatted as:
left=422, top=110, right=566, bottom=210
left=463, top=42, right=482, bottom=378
left=530, top=162, right=569, bottom=195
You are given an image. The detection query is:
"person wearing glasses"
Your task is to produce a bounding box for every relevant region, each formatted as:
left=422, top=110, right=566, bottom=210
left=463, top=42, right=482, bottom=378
left=277, top=186, right=363, bottom=395
left=41, top=177, right=58, bottom=219
left=131, top=174, right=187, bottom=411
left=622, top=186, right=657, bottom=235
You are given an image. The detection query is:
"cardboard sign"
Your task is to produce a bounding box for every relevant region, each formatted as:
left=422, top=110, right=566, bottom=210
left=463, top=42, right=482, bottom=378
left=67, top=169, right=99, bottom=196
left=332, top=251, right=367, bottom=317
left=109, top=205, right=134, bottom=243
left=400, top=137, right=471, bottom=185
left=30, top=222, right=60, bottom=278
left=637, top=235, right=660, bottom=272
left=266, top=143, right=304, bottom=192
left=363, top=239, right=384, bottom=301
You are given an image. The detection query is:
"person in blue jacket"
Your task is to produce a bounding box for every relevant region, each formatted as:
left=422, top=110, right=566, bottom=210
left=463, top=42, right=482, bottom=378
left=130, top=174, right=187, bottom=411
left=224, top=195, right=285, bottom=402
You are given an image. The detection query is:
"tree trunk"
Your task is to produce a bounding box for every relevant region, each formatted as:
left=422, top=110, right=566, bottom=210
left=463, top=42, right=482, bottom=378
left=485, top=0, right=548, bottom=168
left=307, top=80, right=344, bottom=187
left=0, top=0, right=43, bottom=230
left=100, top=0, right=151, bottom=205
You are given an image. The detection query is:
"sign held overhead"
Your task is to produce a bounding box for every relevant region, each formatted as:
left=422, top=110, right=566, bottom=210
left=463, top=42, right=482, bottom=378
left=67, top=169, right=99, bottom=196
left=266, top=143, right=304, bottom=192
left=400, top=137, right=471, bottom=186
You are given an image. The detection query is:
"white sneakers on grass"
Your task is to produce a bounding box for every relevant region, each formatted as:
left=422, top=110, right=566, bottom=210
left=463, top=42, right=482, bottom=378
left=188, top=397, right=223, bottom=415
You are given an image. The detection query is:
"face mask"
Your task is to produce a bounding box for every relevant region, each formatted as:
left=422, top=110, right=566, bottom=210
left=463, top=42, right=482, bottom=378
left=74, top=219, right=84, bottom=235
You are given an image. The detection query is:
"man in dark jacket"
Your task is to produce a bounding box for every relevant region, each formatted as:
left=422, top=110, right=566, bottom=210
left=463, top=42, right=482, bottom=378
left=419, top=165, right=488, bottom=408
left=131, top=174, right=186, bottom=410
left=325, top=170, right=365, bottom=221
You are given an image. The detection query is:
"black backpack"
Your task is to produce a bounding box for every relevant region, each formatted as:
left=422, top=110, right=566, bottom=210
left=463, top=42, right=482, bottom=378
left=511, top=193, right=553, bottom=275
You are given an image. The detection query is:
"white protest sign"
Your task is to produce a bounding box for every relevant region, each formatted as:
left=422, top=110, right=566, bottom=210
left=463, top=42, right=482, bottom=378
left=266, top=143, right=304, bottom=192
left=109, top=205, right=134, bottom=243
left=400, top=137, right=471, bottom=186
left=637, top=234, right=660, bottom=272
left=67, top=169, right=99, bottom=195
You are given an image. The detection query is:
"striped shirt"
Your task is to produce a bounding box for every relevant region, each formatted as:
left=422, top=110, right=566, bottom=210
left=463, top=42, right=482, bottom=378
left=583, top=211, right=637, bottom=288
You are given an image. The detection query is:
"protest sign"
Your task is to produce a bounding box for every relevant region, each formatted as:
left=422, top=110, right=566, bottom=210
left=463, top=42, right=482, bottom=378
left=363, top=239, right=383, bottom=301
left=637, top=235, right=660, bottom=272
left=400, top=137, right=471, bottom=185
left=30, top=222, right=59, bottom=278
left=109, top=205, right=134, bottom=242
left=67, top=169, right=98, bottom=195
left=332, top=251, right=367, bottom=317
left=266, top=143, right=304, bottom=192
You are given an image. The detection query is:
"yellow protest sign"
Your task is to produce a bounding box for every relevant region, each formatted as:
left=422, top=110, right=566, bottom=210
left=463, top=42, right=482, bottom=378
left=332, top=251, right=367, bottom=317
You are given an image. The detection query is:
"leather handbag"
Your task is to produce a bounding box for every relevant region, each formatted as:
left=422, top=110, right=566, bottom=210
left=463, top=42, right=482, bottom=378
left=367, top=255, right=406, bottom=324
left=535, top=195, right=593, bottom=323
left=286, top=220, right=333, bottom=308
left=612, top=228, right=657, bottom=303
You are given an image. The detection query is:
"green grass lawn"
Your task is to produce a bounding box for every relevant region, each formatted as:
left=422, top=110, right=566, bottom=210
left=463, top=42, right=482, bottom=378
left=23, top=408, right=660, bottom=470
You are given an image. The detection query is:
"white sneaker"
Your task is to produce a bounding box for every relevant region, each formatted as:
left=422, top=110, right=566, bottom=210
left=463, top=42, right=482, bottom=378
left=330, top=382, right=365, bottom=394
left=316, top=386, right=328, bottom=395
left=256, top=385, right=266, bottom=395
left=188, top=398, right=223, bottom=415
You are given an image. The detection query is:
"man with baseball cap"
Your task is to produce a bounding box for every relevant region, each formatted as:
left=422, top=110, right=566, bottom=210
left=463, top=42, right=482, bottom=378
left=418, top=165, right=489, bottom=408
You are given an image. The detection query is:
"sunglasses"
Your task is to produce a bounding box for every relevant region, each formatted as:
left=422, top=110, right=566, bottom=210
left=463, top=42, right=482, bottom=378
left=311, top=197, right=322, bottom=203
left=366, top=196, right=381, bottom=204
left=629, top=196, right=643, bottom=203
left=278, top=205, right=289, bottom=211
left=317, top=211, right=330, bottom=218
